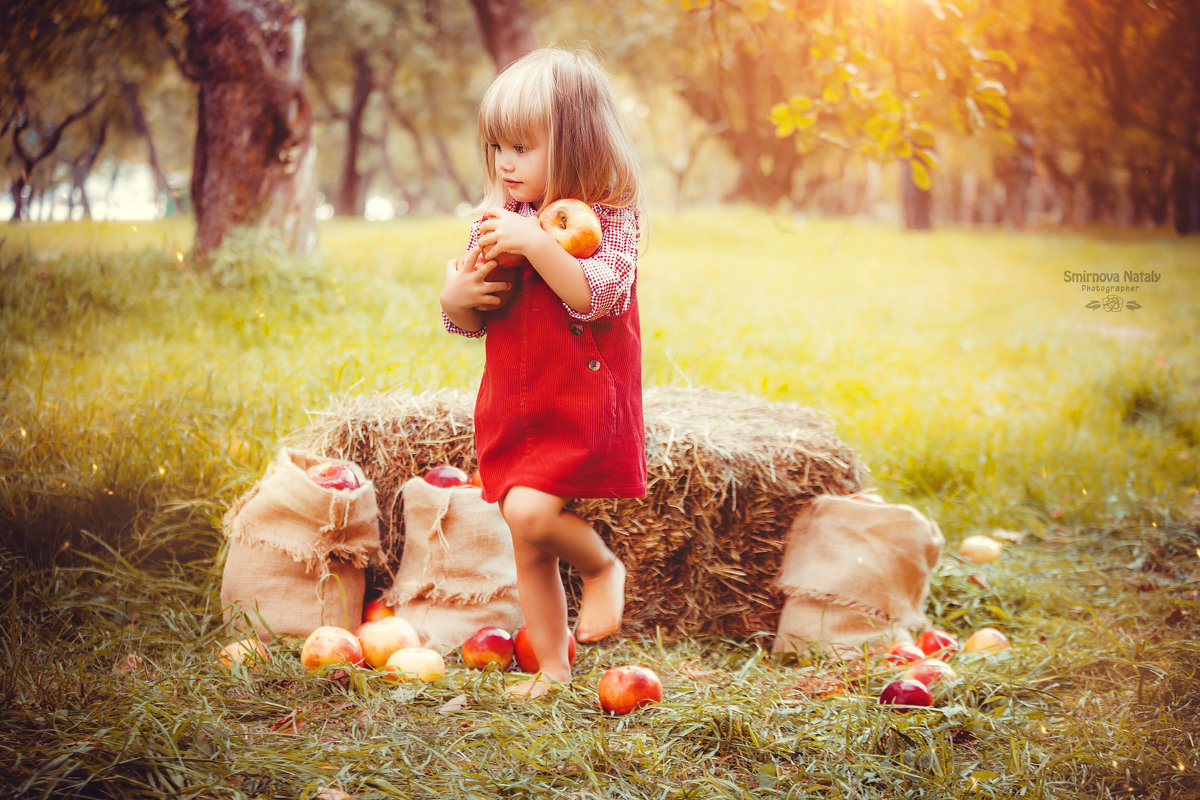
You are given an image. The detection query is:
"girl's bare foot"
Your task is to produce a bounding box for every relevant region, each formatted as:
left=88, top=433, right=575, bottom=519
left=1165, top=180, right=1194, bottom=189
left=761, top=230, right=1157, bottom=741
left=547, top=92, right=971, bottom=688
left=575, top=557, right=625, bottom=642
left=505, top=672, right=563, bottom=699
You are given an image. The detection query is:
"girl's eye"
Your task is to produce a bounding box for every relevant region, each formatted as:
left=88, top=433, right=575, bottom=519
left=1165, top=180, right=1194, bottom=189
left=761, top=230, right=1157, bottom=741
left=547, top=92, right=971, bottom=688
left=513, top=145, right=526, bottom=154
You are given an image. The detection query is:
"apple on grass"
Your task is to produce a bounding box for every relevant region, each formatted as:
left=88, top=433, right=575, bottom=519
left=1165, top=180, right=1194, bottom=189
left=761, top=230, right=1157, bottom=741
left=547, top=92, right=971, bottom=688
left=362, top=596, right=394, bottom=624
left=424, top=465, right=470, bottom=488
left=513, top=625, right=577, bottom=674
left=916, top=629, right=960, bottom=658
left=461, top=626, right=515, bottom=670
left=216, top=638, right=270, bottom=670
left=300, top=626, right=364, bottom=672
left=884, top=642, right=926, bottom=666
left=356, top=617, right=421, bottom=669
left=598, top=665, right=663, bottom=715
left=958, top=534, right=1003, bottom=564
left=879, top=678, right=935, bottom=710
left=962, top=627, right=1011, bottom=654
left=902, top=658, right=957, bottom=686
left=384, top=647, right=446, bottom=682
left=305, top=462, right=360, bottom=492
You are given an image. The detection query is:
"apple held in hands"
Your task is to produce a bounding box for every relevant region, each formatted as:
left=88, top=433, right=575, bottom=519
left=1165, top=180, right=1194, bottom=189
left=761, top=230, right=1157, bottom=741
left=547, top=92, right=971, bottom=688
left=598, top=665, right=664, bottom=715
left=300, top=626, right=364, bottom=672
left=306, top=462, right=360, bottom=492
left=356, top=617, right=421, bottom=669
left=513, top=625, right=577, bottom=673
left=537, top=199, right=602, bottom=259
left=461, top=626, right=515, bottom=670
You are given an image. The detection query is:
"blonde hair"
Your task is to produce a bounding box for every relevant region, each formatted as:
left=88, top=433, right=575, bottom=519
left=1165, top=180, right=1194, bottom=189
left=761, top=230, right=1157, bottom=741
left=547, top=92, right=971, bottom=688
left=477, top=47, right=642, bottom=212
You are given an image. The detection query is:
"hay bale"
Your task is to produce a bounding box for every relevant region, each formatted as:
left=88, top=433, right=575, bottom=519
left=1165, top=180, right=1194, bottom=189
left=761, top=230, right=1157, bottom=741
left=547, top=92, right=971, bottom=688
left=294, top=385, right=869, bottom=640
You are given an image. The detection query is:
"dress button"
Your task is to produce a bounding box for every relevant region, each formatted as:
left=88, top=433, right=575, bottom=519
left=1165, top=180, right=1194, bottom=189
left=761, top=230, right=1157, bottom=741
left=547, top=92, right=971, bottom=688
left=587, top=359, right=601, bottom=371
left=570, top=323, right=584, bottom=335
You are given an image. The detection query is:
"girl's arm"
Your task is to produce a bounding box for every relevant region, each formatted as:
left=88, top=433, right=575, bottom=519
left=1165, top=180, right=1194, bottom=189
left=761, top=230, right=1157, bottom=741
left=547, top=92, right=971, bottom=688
left=440, top=243, right=509, bottom=336
left=478, top=205, right=639, bottom=319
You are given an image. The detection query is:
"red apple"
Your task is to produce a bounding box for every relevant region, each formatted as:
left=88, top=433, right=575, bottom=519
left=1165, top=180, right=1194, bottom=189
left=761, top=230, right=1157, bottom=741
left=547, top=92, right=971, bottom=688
left=300, top=626, right=364, bottom=672
left=916, top=629, right=960, bottom=658
left=216, top=638, right=270, bottom=670
left=473, top=252, right=518, bottom=310
left=384, top=647, right=446, bottom=682
left=962, top=627, right=1011, bottom=654
left=356, top=617, right=421, bottom=669
left=598, top=665, right=663, bottom=715
left=461, top=626, right=515, bottom=670
left=424, top=465, right=470, bottom=488
left=902, top=657, right=958, bottom=686
left=306, top=462, right=360, bottom=491
left=879, top=678, right=934, bottom=710
left=362, top=596, right=395, bottom=624
left=469, top=469, right=484, bottom=489
left=513, top=625, right=577, bottom=673
left=538, top=198, right=602, bottom=259
left=884, top=642, right=926, bottom=666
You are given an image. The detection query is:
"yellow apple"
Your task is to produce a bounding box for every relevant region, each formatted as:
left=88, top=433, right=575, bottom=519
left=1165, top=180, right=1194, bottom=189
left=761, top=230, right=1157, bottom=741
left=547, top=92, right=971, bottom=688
left=383, top=647, right=446, bottom=682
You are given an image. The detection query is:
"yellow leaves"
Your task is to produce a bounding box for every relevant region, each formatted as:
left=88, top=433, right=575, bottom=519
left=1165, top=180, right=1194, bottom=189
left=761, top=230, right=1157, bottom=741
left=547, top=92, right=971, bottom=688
left=909, top=159, right=932, bottom=191
left=769, top=96, right=816, bottom=138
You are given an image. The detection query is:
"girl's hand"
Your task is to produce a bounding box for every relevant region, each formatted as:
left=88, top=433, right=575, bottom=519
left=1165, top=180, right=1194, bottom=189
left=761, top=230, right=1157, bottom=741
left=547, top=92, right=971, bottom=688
left=478, top=208, right=547, bottom=262
left=440, top=244, right=512, bottom=329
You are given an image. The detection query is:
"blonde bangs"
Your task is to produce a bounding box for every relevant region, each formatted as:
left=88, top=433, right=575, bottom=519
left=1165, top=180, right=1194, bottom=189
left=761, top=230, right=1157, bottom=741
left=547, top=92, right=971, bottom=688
left=478, top=47, right=643, bottom=213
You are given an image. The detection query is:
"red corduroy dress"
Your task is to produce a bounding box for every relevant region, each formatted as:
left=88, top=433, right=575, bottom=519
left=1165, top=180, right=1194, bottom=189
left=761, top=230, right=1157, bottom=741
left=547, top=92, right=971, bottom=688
left=455, top=203, right=647, bottom=505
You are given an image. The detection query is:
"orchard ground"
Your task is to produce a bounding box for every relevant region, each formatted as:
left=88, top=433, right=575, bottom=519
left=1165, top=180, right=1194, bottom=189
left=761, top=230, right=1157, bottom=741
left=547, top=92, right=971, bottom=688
left=1, top=209, right=1198, bottom=798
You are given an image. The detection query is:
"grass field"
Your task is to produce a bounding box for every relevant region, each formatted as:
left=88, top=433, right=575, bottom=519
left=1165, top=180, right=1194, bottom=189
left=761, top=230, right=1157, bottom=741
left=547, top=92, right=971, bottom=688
left=2, top=210, right=1198, bottom=798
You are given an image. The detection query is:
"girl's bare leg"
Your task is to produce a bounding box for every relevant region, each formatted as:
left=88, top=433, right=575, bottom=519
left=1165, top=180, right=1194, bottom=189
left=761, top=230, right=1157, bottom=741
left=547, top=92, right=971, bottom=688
left=500, top=487, right=626, bottom=696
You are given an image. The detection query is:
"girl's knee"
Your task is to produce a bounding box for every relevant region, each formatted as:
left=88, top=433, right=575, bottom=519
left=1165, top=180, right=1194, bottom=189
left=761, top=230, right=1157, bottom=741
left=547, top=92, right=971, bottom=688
left=501, top=492, right=562, bottom=548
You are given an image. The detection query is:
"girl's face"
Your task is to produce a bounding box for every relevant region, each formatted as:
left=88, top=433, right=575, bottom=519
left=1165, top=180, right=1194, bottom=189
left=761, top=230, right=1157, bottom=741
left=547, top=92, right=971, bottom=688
left=491, top=131, right=548, bottom=208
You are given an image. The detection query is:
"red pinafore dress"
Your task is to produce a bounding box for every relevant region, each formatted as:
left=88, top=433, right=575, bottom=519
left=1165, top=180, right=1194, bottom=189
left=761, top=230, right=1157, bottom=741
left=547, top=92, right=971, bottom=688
left=464, top=203, right=647, bottom=505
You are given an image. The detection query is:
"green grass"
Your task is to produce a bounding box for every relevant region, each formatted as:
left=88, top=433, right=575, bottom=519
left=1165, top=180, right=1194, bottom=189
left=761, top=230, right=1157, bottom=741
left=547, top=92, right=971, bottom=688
left=2, top=211, right=1199, bottom=798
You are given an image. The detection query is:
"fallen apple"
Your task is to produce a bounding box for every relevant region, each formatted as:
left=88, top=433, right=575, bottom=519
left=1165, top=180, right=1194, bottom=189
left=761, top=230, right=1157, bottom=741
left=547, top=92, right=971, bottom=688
left=958, top=534, right=1003, bottom=564
left=461, top=626, right=515, bottom=670
left=902, top=657, right=958, bottom=686
left=879, top=678, right=934, bottom=710
left=513, top=625, right=577, bottom=673
left=962, top=626, right=1011, bottom=654
left=916, top=629, right=960, bottom=658
left=469, top=469, right=484, bottom=489
left=537, top=198, right=602, bottom=259
left=598, top=665, right=663, bottom=715
left=362, top=596, right=395, bottom=624
left=300, top=626, right=364, bottom=672
left=884, top=642, right=927, bottom=666
left=305, top=462, right=360, bottom=492
left=384, top=647, right=446, bottom=682
left=424, top=465, right=470, bottom=488
left=217, top=638, right=270, bottom=670
left=356, top=617, right=421, bottom=669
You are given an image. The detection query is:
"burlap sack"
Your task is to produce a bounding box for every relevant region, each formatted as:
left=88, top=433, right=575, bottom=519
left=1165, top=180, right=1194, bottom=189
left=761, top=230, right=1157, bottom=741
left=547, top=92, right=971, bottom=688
left=382, top=477, right=523, bottom=653
left=771, top=493, right=944, bottom=657
left=221, top=448, right=382, bottom=639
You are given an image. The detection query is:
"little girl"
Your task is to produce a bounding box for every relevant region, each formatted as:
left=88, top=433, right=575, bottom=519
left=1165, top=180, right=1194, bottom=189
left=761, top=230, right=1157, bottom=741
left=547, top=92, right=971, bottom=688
left=439, top=47, right=646, bottom=697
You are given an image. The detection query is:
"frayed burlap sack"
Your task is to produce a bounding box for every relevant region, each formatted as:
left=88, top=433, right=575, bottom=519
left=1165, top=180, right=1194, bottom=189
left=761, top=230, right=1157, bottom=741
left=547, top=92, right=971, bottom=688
left=382, top=477, right=523, bottom=653
left=221, top=448, right=382, bottom=639
left=771, top=493, right=943, bottom=658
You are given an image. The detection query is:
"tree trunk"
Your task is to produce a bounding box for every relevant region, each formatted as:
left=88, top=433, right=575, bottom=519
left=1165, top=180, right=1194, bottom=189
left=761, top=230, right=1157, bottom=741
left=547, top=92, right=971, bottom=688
left=187, top=0, right=317, bottom=260
left=334, top=49, right=374, bottom=217
left=469, top=0, right=537, bottom=71
left=8, top=86, right=103, bottom=222
left=901, top=161, right=933, bottom=230
left=120, top=80, right=186, bottom=216
left=69, top=120, right=109, bottom=220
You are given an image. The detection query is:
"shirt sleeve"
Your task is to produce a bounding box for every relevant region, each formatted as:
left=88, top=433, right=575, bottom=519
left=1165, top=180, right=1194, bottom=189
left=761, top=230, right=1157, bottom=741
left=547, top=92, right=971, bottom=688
left=441, top=218, right=488, bottom=338
left=567, top=204, right=641, bottom=321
